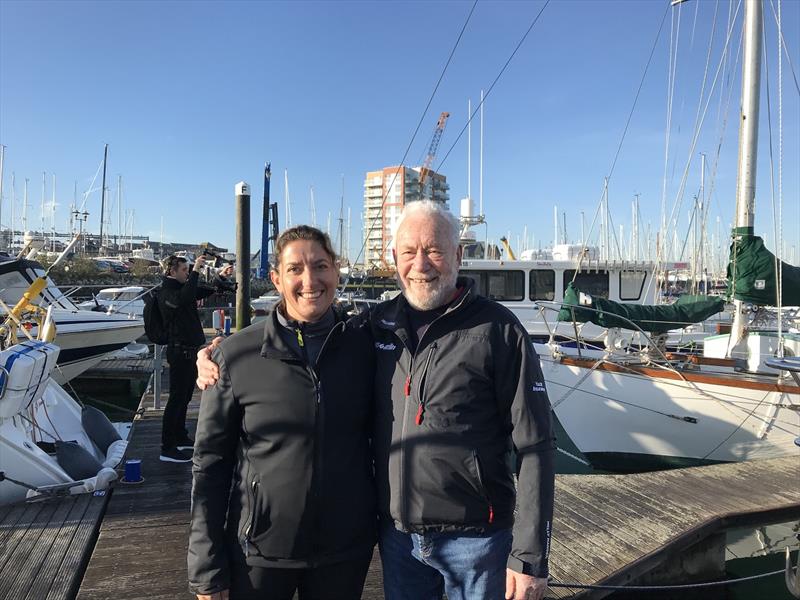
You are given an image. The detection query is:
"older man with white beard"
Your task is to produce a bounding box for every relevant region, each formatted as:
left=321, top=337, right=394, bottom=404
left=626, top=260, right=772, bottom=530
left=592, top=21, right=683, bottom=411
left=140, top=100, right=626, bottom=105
left=370, top=200, right=555, bottom=600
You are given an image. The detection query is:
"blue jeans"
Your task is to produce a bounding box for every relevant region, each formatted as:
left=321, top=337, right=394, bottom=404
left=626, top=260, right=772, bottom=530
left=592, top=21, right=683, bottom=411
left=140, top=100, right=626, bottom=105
left=379, top=521, right=512, bottom=600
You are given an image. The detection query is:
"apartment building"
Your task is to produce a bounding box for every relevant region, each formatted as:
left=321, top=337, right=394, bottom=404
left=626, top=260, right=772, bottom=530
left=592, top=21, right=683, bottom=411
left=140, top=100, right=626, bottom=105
left=362, top=166, right=449, bottom=268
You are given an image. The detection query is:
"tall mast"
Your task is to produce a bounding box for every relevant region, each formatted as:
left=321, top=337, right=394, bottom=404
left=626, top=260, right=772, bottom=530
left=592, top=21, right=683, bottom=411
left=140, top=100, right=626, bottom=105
left=309, top=185, right=316, bottom=227
left=52, top=174, right=57, bottom=251
left=23, top=178, right=28, bottom=233
left=284, top=169, right=291, bottom=228
left=467, top=98, right=471, bottom=201
left=479, top=89, right=484, bottom=218
left=0, top=145, right=5, bottom=243
left=338, top=174, right=345, bottom=259
left=10, top=172, right=15, bottom=250
left=118, top=174, right=123, bottom=248
left=41, top=171, right=46, bottom=235
left=99, top=144, right=108, bottom=249
left=730, top=0, right=763, bottom=352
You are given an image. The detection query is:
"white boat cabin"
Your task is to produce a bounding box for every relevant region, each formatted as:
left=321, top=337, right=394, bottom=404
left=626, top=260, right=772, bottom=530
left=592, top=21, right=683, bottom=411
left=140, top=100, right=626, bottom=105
left=459, top=256, right=659, bottom=341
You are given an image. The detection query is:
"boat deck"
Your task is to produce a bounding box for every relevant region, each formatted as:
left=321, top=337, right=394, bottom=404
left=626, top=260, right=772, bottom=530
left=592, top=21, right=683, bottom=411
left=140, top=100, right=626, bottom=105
left=2, top=384, right=798, bottom=599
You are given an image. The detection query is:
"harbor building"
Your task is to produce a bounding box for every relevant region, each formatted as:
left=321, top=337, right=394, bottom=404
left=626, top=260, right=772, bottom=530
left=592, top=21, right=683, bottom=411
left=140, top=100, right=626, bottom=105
left=362, top=166, right=449, bottom=269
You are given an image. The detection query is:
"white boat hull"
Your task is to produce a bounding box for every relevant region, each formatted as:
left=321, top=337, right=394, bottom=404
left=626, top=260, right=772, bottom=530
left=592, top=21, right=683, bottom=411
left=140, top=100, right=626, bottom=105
left=537, top=346, right=800, bottom=471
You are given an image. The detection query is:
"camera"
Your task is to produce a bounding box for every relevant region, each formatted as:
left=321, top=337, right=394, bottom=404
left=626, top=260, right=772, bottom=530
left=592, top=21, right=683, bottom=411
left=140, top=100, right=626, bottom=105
left=200, top=249, right=238, bottom=293
left=201, top=248, right=235, bottom=268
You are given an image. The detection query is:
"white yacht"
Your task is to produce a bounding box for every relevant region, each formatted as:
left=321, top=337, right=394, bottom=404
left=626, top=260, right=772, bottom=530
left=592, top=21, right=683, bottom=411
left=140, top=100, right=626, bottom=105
left=0, top=339, right=128, bottom=506
left=0, top=257, right=144, bottom=383
left=77, top=285, right=146, bottom=317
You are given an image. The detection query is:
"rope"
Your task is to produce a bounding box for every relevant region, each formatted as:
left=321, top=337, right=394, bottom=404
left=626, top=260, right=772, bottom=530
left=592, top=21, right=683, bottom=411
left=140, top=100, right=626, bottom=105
left=769, top=0, right=800, bottom=96
left=555, top=446, right=590, bottom=467
left=436, top=0, right=551, bottom=172
left=346, top=0, right=477, bottom=278
left=549, top=567, right=786, bottom=591
left=660, top=0, right=743, bottom=268
left=573, top=3, right=669, bottom=273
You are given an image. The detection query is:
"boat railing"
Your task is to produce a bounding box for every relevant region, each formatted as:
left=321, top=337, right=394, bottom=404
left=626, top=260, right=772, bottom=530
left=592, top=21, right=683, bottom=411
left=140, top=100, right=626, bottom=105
left=533, top=299, right=679, bottom=367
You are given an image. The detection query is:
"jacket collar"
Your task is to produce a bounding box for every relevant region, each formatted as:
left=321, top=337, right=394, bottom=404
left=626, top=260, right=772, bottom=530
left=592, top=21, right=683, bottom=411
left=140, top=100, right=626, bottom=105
left=260, top=304, right=347, bottom=361
left=374, top=276, right=477, bottom=340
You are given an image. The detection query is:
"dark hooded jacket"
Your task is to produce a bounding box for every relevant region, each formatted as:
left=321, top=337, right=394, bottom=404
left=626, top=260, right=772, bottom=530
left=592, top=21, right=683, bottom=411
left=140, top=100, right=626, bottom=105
left=370, top=277, right=555, bottom=577
left=187, top=308, right=377, bottom=596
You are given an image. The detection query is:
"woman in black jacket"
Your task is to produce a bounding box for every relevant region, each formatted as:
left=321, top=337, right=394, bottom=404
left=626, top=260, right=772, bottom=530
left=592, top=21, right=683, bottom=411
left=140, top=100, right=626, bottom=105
left=188, top=226, right=376, bottom=600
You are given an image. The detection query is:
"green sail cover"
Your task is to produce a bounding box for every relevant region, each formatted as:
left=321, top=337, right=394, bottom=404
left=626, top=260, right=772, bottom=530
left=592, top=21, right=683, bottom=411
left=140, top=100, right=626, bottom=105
left=726, top=233, right=800, bottom=306
left=557, top=282, right=725, bottom=334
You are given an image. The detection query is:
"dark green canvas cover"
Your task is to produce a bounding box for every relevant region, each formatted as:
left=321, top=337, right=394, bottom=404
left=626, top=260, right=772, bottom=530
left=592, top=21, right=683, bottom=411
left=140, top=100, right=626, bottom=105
left=726, top=233, right=800, bottom=306
left=557, top=282, right=725, bottom=334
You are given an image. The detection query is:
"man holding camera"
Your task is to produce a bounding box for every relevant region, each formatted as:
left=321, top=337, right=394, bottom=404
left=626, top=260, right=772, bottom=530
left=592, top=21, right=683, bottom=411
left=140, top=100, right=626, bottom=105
left=159, top=254, right=234, bottom=463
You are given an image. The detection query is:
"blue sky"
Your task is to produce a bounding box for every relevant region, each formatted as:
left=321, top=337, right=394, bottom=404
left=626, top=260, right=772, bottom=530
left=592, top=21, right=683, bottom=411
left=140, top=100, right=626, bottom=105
left=1, top=0, right=798, bottom=266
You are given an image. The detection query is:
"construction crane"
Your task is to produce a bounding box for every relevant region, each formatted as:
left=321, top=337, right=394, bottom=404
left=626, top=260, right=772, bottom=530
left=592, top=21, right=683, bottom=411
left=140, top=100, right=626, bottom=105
left=418, top=111, right=450, bottom=200
left=499, top=236, right=516, bottom=260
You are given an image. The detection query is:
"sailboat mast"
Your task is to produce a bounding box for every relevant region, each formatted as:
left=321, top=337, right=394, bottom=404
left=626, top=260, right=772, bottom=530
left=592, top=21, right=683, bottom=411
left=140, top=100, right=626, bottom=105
left=99, top=144, right=108, bottom=250
left=730, top=0, right=763, bottom=351
left=734, top=1, right=762, bottom=235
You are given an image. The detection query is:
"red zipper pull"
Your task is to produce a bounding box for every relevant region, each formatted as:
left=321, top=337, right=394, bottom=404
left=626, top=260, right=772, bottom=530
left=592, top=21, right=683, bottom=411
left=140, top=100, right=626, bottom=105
left=488, top=505, right=494, bottom=524
left=415, top=403, right=424, bottom=425
left=404, top=375, right=411, bottom=397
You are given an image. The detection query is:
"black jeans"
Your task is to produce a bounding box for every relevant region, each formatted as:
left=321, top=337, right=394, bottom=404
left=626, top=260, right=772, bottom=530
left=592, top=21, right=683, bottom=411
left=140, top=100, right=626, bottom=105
left=161, top=345, right=198, bottom=450
left=229, top=554, right=373, bottom=600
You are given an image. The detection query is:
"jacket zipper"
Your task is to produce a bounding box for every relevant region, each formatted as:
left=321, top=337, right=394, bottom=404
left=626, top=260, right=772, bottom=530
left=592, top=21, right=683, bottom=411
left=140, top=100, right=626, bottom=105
left=395, top=292, right=468, bottom=528
left=414, top=342, right=437, bottom=425
left=302, top=321, right=342, bottom=561
left=472, top=451, right=494, bottom=524
left=244, top=478, right=259, bottom=555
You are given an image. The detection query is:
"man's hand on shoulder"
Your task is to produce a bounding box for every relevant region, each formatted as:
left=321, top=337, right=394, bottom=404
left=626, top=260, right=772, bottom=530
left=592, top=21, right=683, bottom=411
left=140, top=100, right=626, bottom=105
left=506, top=569, right=547, bottom=600
left=196, top=337, right=223, bottom=390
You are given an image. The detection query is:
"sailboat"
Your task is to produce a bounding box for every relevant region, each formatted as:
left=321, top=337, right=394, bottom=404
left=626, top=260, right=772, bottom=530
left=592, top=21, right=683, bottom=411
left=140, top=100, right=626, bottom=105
left=535, top=0, right=800, bottom=472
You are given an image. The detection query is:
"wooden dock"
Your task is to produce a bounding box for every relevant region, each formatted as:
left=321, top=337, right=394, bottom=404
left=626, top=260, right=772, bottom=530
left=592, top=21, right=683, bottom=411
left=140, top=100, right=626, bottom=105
left=78, top=357, right=153, bottom=379
left=0, top=492, right=110, bottom=600
left=2, top=386, right=798, bottom=599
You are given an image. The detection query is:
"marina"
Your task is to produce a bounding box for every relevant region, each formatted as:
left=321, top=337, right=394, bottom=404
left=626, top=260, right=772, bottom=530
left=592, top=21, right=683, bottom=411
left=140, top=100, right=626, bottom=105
left=1, top=0, right=799, bottom=598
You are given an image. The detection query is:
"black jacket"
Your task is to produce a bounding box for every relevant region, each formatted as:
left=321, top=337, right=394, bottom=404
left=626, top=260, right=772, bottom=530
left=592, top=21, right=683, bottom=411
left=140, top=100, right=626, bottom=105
left=188, top=309, right=377, bottom=596
left=159, top=272, right=217, bottom=348
left=370, top=278, right=555, bottom=577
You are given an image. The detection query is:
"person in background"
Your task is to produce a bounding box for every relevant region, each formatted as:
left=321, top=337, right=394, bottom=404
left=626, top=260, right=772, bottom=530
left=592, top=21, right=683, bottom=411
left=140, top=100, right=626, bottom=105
left=188, top=226, right=376, bottom=600
left=158, top=254, right=232, bottom=463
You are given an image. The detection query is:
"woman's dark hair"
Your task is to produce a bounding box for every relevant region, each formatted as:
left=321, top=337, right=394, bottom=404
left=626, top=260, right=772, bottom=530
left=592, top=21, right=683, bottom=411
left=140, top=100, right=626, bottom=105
left=272, top=225, right=337, bottom=270
left=163, top=255, right=187, bottom=275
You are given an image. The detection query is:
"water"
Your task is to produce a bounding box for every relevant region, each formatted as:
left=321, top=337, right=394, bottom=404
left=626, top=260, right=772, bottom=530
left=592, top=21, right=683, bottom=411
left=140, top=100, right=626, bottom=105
left=553, top=416, right=799, bottom=599
left=67, top=375, right=148, bottom=422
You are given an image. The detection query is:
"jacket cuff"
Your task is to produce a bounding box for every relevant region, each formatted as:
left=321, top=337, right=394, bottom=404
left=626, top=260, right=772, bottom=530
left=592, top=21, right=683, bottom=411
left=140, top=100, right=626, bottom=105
left=189, top=581, right=229, bottom=596
left=506, top=554, right=549, bottom=578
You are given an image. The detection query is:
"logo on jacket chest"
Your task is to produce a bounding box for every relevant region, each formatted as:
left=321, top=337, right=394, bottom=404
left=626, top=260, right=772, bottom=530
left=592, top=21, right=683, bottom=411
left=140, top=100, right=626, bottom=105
left=375, top=342, right=397, bottom=351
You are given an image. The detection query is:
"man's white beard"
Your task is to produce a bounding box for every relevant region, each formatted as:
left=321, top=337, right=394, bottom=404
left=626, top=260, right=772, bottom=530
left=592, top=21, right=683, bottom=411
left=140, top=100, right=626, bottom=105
left=400, top=269, right=458, bottom=311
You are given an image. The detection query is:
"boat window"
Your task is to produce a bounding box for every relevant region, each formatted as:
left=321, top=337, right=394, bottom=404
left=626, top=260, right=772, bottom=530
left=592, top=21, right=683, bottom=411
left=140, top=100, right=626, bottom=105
left=563, top=270, right=610, bottom=299
left=619, top=270, right=647, bottom=301
left=529, top=270, right=555, bottom=301
left=458, top=270, right=525, bottom=301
